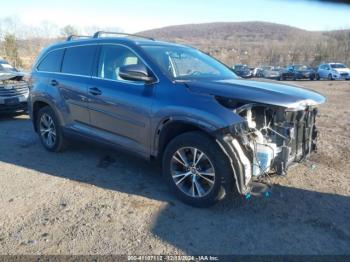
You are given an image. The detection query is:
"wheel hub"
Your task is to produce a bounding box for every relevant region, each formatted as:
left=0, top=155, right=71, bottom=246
left=170, top=147, right=216, bottom=198
left=39, top=113, right=56, bottom=147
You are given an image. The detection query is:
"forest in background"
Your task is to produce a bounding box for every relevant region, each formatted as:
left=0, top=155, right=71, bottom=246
left=0, top=17, right=349, bottom=70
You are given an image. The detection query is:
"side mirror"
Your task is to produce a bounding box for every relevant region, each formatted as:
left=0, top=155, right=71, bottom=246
left=119, top=64, right=155, bottom=83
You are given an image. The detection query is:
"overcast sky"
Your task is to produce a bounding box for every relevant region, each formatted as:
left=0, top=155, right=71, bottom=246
left=2, top=0, right=350, bottom=32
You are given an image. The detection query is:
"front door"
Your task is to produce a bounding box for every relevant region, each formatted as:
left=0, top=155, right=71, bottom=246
left=88, top=44, right=156, bottom=155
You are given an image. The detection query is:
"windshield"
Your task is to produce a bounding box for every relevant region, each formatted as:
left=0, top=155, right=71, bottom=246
left=294, top=65, right=309, bottom=70
left=0, top=61, right=18, bottom=72
left=141, top=45, right=238, bottom=80
left=330, top=63, right=346, bottom=69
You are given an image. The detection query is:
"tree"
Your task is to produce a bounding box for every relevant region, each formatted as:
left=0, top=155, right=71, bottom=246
left=60, top=25, right=78, bottom=37
left=3, top=33, right=22, bottom=68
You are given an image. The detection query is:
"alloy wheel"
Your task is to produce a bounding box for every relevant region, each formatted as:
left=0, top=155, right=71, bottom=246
left=170, top=147, right=215, bottom=198
left=39, top=113, right=57, bottom=148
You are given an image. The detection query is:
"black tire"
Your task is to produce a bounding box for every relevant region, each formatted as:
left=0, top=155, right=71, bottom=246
left=316, top=74, right=320, bottom=80
left=328, top=74, right=333, bottom=80
left=279, top=75, right=284, bottom=81
left=36, top=106, right=67, bottom=152
left=310, top=76, right=314, bottom=81
left=162, top=131, right=234, bottom=207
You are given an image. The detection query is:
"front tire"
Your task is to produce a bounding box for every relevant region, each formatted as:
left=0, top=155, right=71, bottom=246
left=162, top=131, right=234, bottom=207
left=328, top=74, right=334, bottom=80
left=36, top=106, right=67, bottom=152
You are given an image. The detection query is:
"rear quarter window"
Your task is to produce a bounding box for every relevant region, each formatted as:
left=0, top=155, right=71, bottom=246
left=37, top=49, right=64, bottom=72
left=61, top=45, right=96, bottom=76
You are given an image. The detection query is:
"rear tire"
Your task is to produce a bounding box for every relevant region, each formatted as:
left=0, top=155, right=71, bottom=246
left=162, top=131, right=234, bottom=207
left=36, top=106, right=67, bottom=152
left=316, top=74, right=320, bottom=80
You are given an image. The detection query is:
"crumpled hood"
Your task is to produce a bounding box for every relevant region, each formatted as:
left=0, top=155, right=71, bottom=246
left=186, top=79, right=326, bottom=109
left=0, top=71, right=25, bottom=81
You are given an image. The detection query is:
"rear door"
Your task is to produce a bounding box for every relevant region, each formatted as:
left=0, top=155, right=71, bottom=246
left=55, top=45, right=97, bottom=127
left=34, top=48, right=65, bottom=102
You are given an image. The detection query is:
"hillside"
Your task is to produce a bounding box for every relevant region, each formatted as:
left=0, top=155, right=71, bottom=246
left=140, top=22, right=349, bottom=67
left=2, top=21, right=349, bottom=69
left=141, top=22, right=307, bottom=42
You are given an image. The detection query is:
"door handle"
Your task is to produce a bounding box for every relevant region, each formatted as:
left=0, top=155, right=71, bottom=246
left=89, top=87, right=102, bottom=96
left=51, top=80, right=59, bottom=86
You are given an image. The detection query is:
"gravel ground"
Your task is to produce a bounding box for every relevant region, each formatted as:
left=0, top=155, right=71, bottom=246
left=0, top=80, right=349, bottom=255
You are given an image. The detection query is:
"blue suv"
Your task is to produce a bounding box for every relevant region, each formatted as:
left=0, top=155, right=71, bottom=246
left=29, top=32, right=325, bottom=207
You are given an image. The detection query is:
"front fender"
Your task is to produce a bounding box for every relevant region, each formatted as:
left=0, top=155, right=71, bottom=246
left=151, top=115, right=219, bottom=156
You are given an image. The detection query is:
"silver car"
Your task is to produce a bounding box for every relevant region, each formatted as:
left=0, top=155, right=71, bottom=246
left=0, top=59, right=29, bottom=113
left=317, top=63, right=350, bottom=80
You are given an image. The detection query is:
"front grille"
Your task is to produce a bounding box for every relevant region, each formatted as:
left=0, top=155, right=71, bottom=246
left=289, top=108, right=316, bottom=162
left=0, top=82, right=29, bottom=97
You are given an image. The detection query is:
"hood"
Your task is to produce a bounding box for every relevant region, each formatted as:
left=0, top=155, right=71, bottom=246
left=297, top=69, right=313, bottom=73
left=265, top=70, right=279, bottom=75
left=0, top=71, right=25, bottom=81
left=333, top=68, right=350, bottom=73
left=186, top=79, right=326, bottom=109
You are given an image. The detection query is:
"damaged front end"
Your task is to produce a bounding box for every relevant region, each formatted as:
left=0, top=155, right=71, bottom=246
left=215, top=97, right=321, bottom=196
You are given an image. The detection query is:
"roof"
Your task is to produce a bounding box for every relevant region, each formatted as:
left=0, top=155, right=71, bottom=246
left=45, top=36, right=187, bottom=53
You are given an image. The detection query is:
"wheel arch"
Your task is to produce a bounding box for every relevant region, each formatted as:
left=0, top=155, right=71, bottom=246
left=31, top=98, right=64, bottom=132
left=153, top=118, right=217, bottom=160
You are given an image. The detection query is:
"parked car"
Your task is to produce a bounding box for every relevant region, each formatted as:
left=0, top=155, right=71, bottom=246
left=29, top=32, right=325, bottom=207
left=0, top=59, right=29, bottom=113
left=278, top=66, right=298, bottom=80
left=281, top=64, right=316, bottom=80
left=253, top=67, right=264, bottom=78
left=232, top=64, right=252, bottom=78
left=262, top=66, right=280, bottom=79
left=317, top=63, right=350, bottom=80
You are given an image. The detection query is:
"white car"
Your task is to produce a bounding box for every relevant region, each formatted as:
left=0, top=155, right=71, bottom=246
left=317, top=63, right=350, bottom=80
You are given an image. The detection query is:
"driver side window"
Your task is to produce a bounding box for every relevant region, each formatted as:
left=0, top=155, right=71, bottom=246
left=97, top=45, right=143, bottom=81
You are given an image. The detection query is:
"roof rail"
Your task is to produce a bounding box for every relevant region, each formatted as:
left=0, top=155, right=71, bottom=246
left=92, top=31, right=154, bottom=41
left=66, top=35, right=91, bottom=41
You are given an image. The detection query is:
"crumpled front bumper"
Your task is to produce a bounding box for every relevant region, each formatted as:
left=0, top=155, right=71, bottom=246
left=215, top=107, right=319, bottom=196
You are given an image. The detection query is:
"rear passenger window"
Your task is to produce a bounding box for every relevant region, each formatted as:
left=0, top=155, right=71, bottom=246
left=37, top=49, right=64, bottom=72
left=61, top=46, right=96, bottom=76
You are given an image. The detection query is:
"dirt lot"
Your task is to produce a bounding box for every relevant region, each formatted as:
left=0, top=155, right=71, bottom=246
left=0, top=80, right=349, bottom=255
